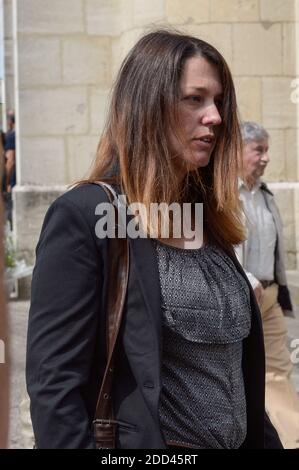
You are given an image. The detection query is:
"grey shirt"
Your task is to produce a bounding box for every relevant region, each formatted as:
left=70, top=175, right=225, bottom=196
left=237, top=179, right=277, bottom=287
left=154, top=241, right=251, bottom=449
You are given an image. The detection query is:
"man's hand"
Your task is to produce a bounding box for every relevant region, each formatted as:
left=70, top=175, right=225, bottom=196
left=5, top=149, right=15, bottom=192
left=254, top=282, right=265, bottom=307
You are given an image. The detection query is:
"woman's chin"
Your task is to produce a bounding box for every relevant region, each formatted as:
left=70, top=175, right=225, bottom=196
left=188, top=151, right=211, bottom=168
left=173, top=151, right=212, bottom=175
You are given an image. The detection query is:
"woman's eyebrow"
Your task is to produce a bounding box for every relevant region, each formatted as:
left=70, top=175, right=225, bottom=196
left=186, top=86, right=223, bottom=96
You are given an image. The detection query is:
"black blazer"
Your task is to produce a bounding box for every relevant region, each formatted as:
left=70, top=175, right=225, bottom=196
left=26, top=183, right=282, bottom=449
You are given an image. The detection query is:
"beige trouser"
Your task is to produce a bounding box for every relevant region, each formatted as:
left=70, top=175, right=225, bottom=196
left=260, top=283, right=299, bottom=449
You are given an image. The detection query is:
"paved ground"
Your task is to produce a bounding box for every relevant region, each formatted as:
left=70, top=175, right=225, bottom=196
left=8, top=301, right=29, bottom=449
left=7, top=300, right=299, bottom=449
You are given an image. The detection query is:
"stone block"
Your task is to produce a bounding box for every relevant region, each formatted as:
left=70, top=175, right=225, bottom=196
left=165, top=0, right=209, bottom=24
left=66, top=136, right=99, bottom=183
left=5, top=79, right=14, bottom=114
left=13, top=185, right=66, bottom=262
left=283, top=23, right=299, bottom=77
left=295, top=188, right=299, bottom=266
left=111, top=28, right=146, bottom=78
left=17, top=0, right=84, bottom=34
left=20, top=87, right=89, bottom=136
left=210, top=0, right=259, bottom=22
left=232, top=23, right=282, bottom=76
left=262, top=78, right=298, bottom=129
left=111, top=36, right=124, bottom=80
left=270, top=187, right=296, bottom=254
left=62, top=37, right=111, bottom=86
left=286, top=252, right=297, bottom=270
left=270, top=187, right=297, bottom=269
left=184, top=24, right=232, bottom=67
left=4, top=38, right=14, bottom=77
left=133, top=0, right=165, bottom=27
left=3, top=0, right=13, bottom=39
left=90, top=88, right=110, bottom=136
left=261, top=0, right=298, bottom=22
left=234, top=77, right=262, bottom=122
left=19, top=137, right=66, bottom=185
left=287, top=270, right=299, bottom=303
left=18, top=37, right=61, bottom=88
left=86, top=0, right=133, bottom=36
left=285, top=129, right=299, bottom=181
left=263, top=130, right=286, bottom=181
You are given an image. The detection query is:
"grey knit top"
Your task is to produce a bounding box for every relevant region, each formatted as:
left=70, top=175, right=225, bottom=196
left=153, top=241, right=251, bottom=449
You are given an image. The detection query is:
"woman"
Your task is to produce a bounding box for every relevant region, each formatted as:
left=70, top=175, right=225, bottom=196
left=26, top=30, right=282, bottom=449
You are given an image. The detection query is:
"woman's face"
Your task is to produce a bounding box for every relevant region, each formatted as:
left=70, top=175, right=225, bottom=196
left=171, top=55, right=223, bottom=172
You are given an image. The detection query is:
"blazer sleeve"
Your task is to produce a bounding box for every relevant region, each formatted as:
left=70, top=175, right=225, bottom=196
left=26, top=195, right=104, bottom=449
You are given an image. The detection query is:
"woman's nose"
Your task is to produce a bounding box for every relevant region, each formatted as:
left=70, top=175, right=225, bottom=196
left=201, top=104, right=222, bottom=127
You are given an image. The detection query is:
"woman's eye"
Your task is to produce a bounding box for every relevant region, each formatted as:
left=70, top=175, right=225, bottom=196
left=182, top=95, right=201, bottom=103
left=189, top=96, right=201, bottom=102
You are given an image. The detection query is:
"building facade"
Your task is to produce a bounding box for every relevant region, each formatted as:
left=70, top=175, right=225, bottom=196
left=2, top=0, right=299, bottom=295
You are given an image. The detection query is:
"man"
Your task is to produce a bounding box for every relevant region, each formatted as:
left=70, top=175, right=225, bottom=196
left=4, top=111, right=16, bottom=192
left=4, top=111, right=16, bottom=228
left=236, top=121, right=299, bottom=448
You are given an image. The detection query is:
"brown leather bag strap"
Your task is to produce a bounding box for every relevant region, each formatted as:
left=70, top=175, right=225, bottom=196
left=92, top=182, right=129, bottom=423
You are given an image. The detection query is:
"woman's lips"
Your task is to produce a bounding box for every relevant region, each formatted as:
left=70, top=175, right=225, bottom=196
left=191, top=138, right=214, bottom=150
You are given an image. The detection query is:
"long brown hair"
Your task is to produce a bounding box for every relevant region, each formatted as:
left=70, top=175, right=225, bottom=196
left=80, top=29, right=245, bottom=250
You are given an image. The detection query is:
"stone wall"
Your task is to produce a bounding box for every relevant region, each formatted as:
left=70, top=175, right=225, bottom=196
left=3, top=0, right=14, bottom=112
left=6, top=0, right=299, bottom=276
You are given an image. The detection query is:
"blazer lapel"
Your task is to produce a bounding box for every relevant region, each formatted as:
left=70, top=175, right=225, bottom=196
left=129, top=236, right=162, bottom=352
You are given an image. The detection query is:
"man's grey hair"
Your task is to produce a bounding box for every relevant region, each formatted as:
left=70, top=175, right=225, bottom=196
left=241, top=121, right=269, bottom=144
